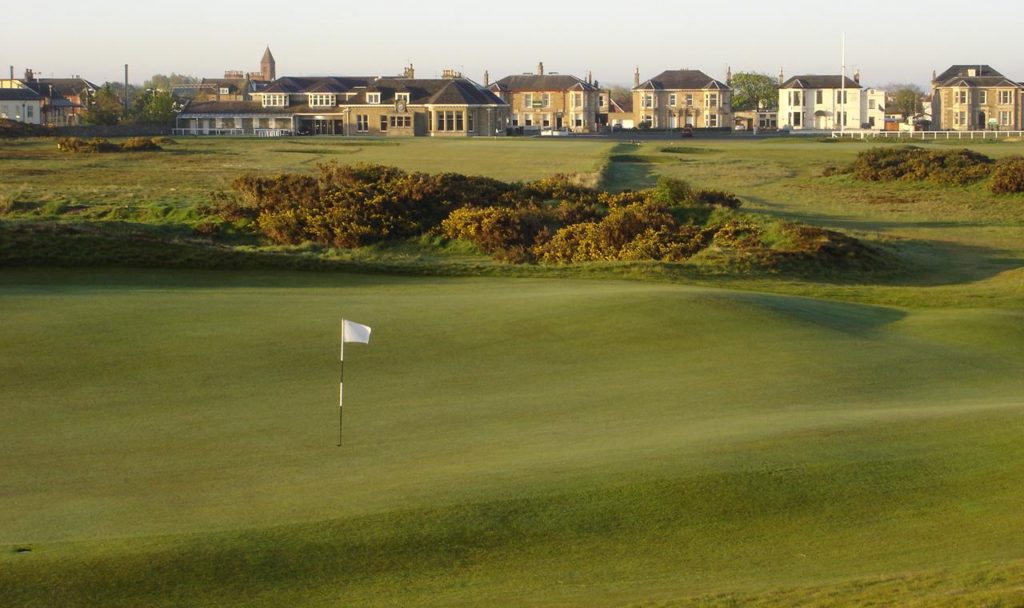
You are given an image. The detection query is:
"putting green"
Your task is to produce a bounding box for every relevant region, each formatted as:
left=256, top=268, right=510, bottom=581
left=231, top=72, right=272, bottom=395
left=2, top=268, right=1023, bottom=606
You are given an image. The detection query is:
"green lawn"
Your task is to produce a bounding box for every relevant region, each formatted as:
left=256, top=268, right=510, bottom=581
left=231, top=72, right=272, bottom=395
left=2, top=136, right=1024, bottom=605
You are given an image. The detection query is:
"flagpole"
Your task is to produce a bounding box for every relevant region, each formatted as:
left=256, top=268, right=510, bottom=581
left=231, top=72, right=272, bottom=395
left=339, top=319, right=345, bottom=447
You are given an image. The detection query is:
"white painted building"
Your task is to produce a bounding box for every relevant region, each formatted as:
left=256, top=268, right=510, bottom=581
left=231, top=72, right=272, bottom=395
left=0, top=88, right=44, bottom=124
left=778, top=74, right=877, bottom=131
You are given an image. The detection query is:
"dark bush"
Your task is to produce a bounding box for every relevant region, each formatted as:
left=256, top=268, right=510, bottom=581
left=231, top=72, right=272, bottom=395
left=990, top=156, right=1024, bottom=194
left=120, top=137, right=163, bottom=151
left=692, top=189, right=742, bottom=209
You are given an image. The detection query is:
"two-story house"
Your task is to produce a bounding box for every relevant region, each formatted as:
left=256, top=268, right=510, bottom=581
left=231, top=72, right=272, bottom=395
left=631, top=68, right=732, bottom=129
left=931, top=65, right=1022, bottom=131
left=487, top=63, right=600, bottom=133
left=777, top=74, right=866, bottom=131
left=176, top=67, right=509, bottom=137
left=0, top=87, right=44, bottom=124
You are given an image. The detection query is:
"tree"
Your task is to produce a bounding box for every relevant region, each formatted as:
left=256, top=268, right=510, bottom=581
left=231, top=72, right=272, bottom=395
left=884, top=84, right=924, bottom=118
left=132, top=89, right=177, bottom=123
left=82, top=83, right=124, bottom=125
left=730, top=72, right=779, bottom=111
left=144, top=73, right=199, bottom=92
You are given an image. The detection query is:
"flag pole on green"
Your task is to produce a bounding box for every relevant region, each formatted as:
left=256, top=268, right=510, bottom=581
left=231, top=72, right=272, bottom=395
left=339, top=319, right=372, bottom=447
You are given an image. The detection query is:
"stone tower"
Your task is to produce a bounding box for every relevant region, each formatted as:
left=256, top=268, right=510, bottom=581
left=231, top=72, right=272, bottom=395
left=261, top=46, right=276, bottom=81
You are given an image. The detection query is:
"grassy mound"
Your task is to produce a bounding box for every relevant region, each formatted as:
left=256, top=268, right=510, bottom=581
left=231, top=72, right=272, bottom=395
left=0, top=118, right=51, bottom=138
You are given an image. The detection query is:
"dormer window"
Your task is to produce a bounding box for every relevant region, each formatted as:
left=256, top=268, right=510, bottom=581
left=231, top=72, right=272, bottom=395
left=396, top=92, right=410, bottom=103
left=367, top=93, right=381, bottom=104
left=219, top=87, right=230, bottom=95
left=262, top=93, right=288, bottom=107
left=308, top=93, right=336, bottom=107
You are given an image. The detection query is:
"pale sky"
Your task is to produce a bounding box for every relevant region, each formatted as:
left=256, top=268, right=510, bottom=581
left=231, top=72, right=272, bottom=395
left=3, top=0, right=1023, bottom=89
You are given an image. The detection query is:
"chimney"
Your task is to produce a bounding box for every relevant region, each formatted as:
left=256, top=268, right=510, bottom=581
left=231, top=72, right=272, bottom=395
left=404, top=63, right=415, bottom=79
left=483, top=70, right=490, bottom=86
left=24, top=68, right=34, bottom=82
left=853, top=69, right=860, bottom=84
left=633, top=66, right=640, bottom=88
left=932, top=69, right=937, bottom=82
left=537, top=62, right=544, bottom=76
left=726, top=65, right=732, bottom=85
left=778, top=67, right=784, bottom=85
left=587, top=69, right=592, bottom=84
left=9, top=66, right=13, bottom=81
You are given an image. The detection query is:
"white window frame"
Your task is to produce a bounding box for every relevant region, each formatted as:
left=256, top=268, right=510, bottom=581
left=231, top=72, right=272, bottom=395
left=366, top=93, right=381, bottom=104
left=356, top=114, right=369, bottom=132
left=542, top=93, right=551, bottom=108
left=396, top=92, right=410, bottom=104
left=705, top=92, right=718, bottom=108
left=219, top=87, right=230, bottom=95
left=668, top=93, right=677, bottom=107
left=308, top=94, right=336, bottom=107
left=523, top=93, right=533, bottom=109
left=1000, top=110, right=1012, bottom=126
left=261, top=94, right=288, bottom=107
left=999, top=90, right=1013, bottom=104
left=642, top=94, right=654, bottom=109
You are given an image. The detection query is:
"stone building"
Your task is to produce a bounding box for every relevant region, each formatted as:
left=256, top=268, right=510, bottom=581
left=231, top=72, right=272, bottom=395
left=931, top=65, right=1022, bottom=131
left=632, top=68, right=732, bottom=129
left=175, top=67, right=509, bottom=137
left=487, top=63, right=601, bottom=133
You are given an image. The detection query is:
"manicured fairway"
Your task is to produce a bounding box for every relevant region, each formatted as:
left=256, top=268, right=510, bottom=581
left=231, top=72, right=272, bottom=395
left=2, top=268, right=1023, bottom=606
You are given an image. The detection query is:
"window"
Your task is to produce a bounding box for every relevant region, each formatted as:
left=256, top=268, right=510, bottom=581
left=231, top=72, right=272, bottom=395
left=542, top=114, right=550, bottom=128
left=979, top=91, right=987, bottom=104
left=642, top=94, right=654, bottom=108
left=1000, top=111, right=1012, bottom=126
left=572, top=92, right=582, bottom=107
left=262, top=94, right=288, bottom=107
left=356, top=114, right=368, bottom=132
left=27, top=106, right=34, bottom=118
left=542, top=93, right=551, bottom=108
left=707, top=113, right=718, bottom=127
left=955, top=90, right=968, bottom=104
left=668, top=94, right=677, bottom=107
left=396, top=93, right=410, bottom=104
left=599, top=94, right=605, bottom=107
left=839, top=111, right=847, bottom=127
left=641, top=115, right=653, bottom=127
left=868, top=99, right=876, bottom=110
left=380, top=115, right=388, bottom=131
left=835, top=90, right=847, bottom=104
left=524, top=114, right=533, bottom=126
left=308, top=94, right=336, bottom=107
left=524, top=93, right=533, bottom=108
left=791, top=111, right=802, bottom=127
left=706, top=93, right=718, bottom=108
left=954, top=111, right=966, bottom=126
left=684, top=93, right=693, bottom=106
left=467, top=112, right=474, bottom=132
left=512, top=114, right=519, bottom=126
left=573, top=113, right=583, bottom=127
left=816, top=90, right=823, bottom=104
left=219, top=87, right=230, bottom=95
left=366, top=93, right=381, bottom=104
left=790, top=91, right=801, bottom=106
left=389, top=115, right=412, bottom=128
left=999, top=90, right=1013, bottom=104
left=435, top=110, right=464, bottom=131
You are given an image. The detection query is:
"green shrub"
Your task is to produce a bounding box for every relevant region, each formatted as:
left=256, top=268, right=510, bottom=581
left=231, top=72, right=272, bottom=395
left=121, top=137, right=163, bottom=151
left=440, top=206, right=545, bottom=262
left=990, top=156, right=1024, bottom=194
left=651, top=176, right=693, bottom=206
left=692, top=189, right=742, bottom=209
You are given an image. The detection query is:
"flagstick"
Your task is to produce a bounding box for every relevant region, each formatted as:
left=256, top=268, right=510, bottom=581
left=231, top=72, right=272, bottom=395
left=339, top=320, right=345, bottom=447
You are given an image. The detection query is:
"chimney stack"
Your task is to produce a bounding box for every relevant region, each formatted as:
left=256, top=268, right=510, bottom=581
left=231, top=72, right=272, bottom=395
left=726, top=65, right=732, bottom=85
left=537, top=62, right=544, bottom=76
left=483, top=70, right=490, bottom=86
left=24, top=68, right=34, bottom=82
left=633, top=66, right=640, bottom=88
left=404, top=63, right=415, bottom=79
left=854, top=69, right=860, bottom=84
left=586, top=69, right=592, bottom=84
left=778, top=67, right=784, bottom=85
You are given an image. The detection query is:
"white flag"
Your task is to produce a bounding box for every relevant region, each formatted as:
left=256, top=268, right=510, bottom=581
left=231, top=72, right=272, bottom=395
left=342, top=320, right=372, bottom=344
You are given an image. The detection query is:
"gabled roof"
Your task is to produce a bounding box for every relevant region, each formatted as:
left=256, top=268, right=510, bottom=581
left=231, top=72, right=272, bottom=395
left=35, top=78, right=99, bottom=98
left=635, top=70, right=729, bottom=92
left=780, top=75, right=861, bottom=90
left=488, top=74, right=597, bottom=93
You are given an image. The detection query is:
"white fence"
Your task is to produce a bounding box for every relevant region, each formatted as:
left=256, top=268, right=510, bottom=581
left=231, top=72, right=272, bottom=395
left=831, top=130, right=1024, bottom=140
left=171, top=128, right=293, bottom=137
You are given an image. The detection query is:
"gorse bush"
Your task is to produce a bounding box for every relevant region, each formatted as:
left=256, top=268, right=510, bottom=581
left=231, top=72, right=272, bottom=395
left=990, top=156, right=1024, bottom=194
left=221, top=162, right=879, bottom=270
left=848, top=146, right=993, bottom=185
left=56, top=136, right=163, bottom=153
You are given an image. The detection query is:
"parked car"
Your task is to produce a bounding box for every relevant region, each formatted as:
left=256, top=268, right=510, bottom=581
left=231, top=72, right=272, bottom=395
left=680, top=127, right=693, bottom=138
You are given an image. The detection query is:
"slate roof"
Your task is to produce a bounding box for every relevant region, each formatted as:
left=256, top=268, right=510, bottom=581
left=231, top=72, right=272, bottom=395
left=200, top=77, right=251, bottom=94
left=261, top=76, right=375, bottom=94
left=488, top=74, right=597, bottom=93
left=780, top=75, right=862, bottom=90
left=636, top=70, right=729, bottom=91
left=932, top=65, right=1020, bottom=88
left=0, top=88, right=43, bottom=101
left=35, top=78, right=99, bottom=98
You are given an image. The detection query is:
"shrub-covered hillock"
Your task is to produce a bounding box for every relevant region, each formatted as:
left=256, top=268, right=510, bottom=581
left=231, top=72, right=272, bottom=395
left=0, top=118, right=51, bottom=138
left=848, top=146, right=993, bottom=185
left=216, top=163, right=886, bottom=272
left=56, top=136, right=164, bottom=153
left=990, top=156, right=1024, bottom=194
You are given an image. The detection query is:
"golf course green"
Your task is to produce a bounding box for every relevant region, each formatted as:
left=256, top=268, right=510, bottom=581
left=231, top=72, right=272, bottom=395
left=1, top=136, right=1023, bottom=605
